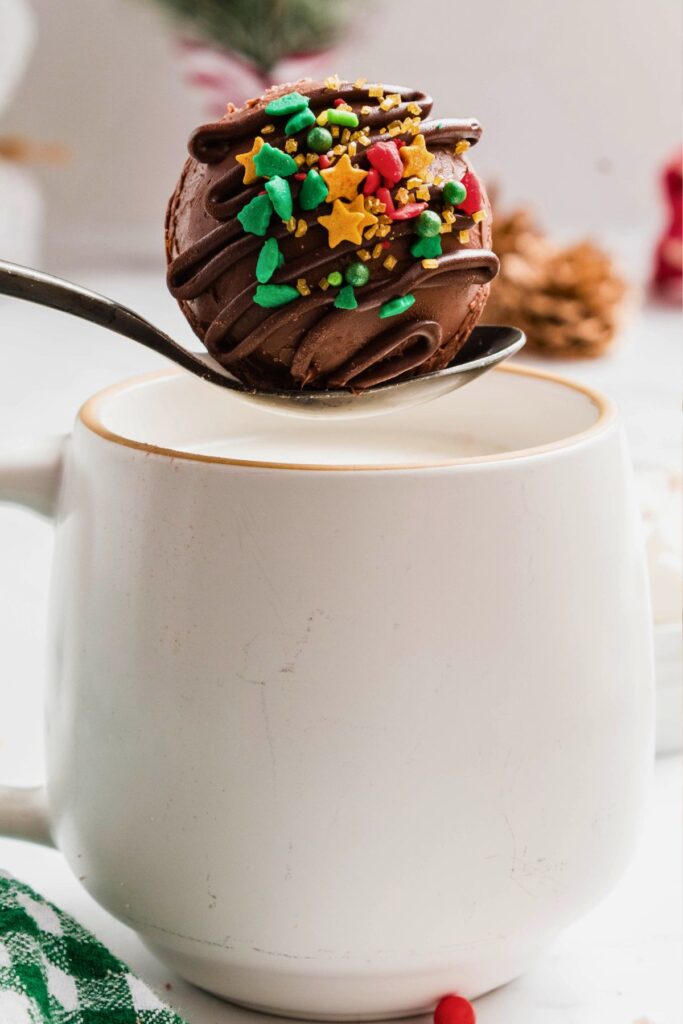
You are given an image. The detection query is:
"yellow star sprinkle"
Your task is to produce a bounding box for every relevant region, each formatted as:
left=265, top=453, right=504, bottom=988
left=400, top=134, right=435, bottom=181
left=318, top=199, right=367, bottom=248
left=235, top=136, right=264, bottom=185
left=320, top=153, right=368, bottom=203
left=346, top=194, right=379, bottom=234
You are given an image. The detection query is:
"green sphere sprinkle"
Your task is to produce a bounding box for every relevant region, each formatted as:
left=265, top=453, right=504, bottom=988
left=344, top=261, right=370, bottom=287
left=307, top=126, right=334, bottom=154
left=443, top=180, right=467, bottom=206
left=327, top=271, right=343, bottom=287
left=415, top=210, right=442, bottom=238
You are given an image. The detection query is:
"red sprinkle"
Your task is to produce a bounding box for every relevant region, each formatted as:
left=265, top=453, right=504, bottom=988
left=377, top=187, right=427, bottom=220
left=457, top=171, right=483, bottom=215
left=394, top=138, right=406, bottom=148
left=258, top=190, right=266, bottom=195
left=376, top=186, right=396, bottom=217
left=363, top=168, right=381, bottom=195
left=434, top=995, right=476, bottom=1024
left=318, top=154, right=331, bottom=168
left=393, top=201, right=428, bottom=220
left=294, top=172, right=307, bottom=180
left=333, top=98, right=345, bottom=107
left=382, top=240, right=391, bottom=249
left=367, top=141, right=403, bottom=186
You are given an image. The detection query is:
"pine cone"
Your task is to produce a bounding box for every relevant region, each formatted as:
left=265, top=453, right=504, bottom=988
left=483, top=208, right=628, bottom=359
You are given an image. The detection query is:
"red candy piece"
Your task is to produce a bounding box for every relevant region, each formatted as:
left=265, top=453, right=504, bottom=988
left=333, top=97, right=345, bottom=107
left=376, top=186, right=395, bottom=217
left=367, top=141, right=403, bottom=186
left=382, top=240, right=391, bottom=249
left=318, top=154, right=331, bottom=169
left=457, top=171, right=483, bottom=215
left=376, top=186, right=426, bottom=221
left=434, top=995, right=476, bottom=1024
left=363, top=167, right=381, bottom=195
left=392, top=201, right=428, bottom=220
left=293, top=172, right=307, bottom=180
left=395, top=138, right=405, bottom=149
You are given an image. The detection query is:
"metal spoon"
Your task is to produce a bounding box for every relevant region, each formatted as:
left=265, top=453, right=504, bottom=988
left=0, top=259, right=524, bottom=419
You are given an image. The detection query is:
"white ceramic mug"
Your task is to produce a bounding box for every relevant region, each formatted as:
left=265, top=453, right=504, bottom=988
left=0, top=365, right=653, bottom=1019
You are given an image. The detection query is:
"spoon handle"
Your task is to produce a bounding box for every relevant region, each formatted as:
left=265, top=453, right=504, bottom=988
left=0, top=259, right=237, bottom=388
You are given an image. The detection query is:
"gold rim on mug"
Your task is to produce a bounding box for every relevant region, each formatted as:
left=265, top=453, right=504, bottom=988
left=79, top=364, right=617, bottom=472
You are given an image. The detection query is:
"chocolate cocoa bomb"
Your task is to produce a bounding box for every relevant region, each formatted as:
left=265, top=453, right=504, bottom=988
left=166, top=78, right=498, bottom=391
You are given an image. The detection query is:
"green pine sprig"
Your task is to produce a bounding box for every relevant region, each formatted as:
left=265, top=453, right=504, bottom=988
left=149, top=0, right=360, bottom=73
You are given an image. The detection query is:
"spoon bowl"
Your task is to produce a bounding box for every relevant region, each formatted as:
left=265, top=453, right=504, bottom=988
left=0, top=259, right=524, bottom=419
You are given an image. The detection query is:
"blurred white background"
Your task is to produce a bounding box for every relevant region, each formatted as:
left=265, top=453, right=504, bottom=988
left=3, top=0, right=681, bottom=270
left=0, top=3, right=681, bottom=1022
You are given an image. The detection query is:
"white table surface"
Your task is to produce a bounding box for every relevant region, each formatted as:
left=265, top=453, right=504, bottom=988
left=0, top=270, right=681, bottom=1024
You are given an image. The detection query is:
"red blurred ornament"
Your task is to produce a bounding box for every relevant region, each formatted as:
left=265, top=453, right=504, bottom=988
left=652, top=151, right=682, bottom=304
left=434, top=994, right=476, bottom=1024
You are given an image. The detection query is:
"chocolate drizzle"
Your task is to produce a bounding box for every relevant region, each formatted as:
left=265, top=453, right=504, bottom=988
left=166, top=79, right=497, bottom=391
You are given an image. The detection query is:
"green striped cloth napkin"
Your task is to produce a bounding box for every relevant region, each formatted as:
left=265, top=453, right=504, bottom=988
left=0, top=872, right=188, bottom=1023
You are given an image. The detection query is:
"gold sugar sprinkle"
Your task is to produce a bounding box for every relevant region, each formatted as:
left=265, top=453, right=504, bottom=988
left=433, top=175, right=444, bottom=185
left=379, top=127, right=387, bottom=134
left=377, top=223, right=392, bottom=237
left=472, top=210, right=486, bottom=223
left=347, top=141, right=357, bottom=157
left=331, top=126, right=340, bottom=138
left=379, top=96, right=398, bottom=112
left=356, top=133, right=371, bottom=147
left=416, top=185, right=431, bottom=201
left=395, top=187, right=410, bottom=205
left=458, top=229, right=470, bottom=243
left=421, top=258, right=439, bottom=269
left=406, top=177, right=423, bottom=189
left=341, top=128, right=351, bottom=144
left=354, top=77, right=368, bottom=89
left=316, top=110, right=329, bottom=126
left=284, top=139, right=298, bottom=153
left=296, top=278, right=311, bottom=296
left=305, top=153, right=318, bottom=165
left=440, top=222, right=453, bottom=234
left=325, top=75, right=341, bottom=91
left=262, top=124, right=275, bottom=134
left=383, top=254, right=397, bottom=271
left=285, top=217, right=297, bottom=232
left=364, top=223, right=378, bottom=240
left=372, top=243, right=384, bottom=259
left=295, top=219, right=308, bottom=238
left=455, top=140, right=470, bottom=155
left=361, top=105, right=373, bottom=115
left=407, top=102, right=422, bottom=116
left=368, top=85, right=384, bottom=99
left=388, top=124, right=403, bottom=137
left=332, top=144, right=347, bottom=156
left=318, top=276, right=330, bottom=290
left=357, top=249, right=371, bottom=261
left=442, top=209, right=456, bottom=224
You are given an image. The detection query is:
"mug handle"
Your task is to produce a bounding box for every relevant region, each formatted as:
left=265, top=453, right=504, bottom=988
left=0, top=434, right=65, bottom=847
